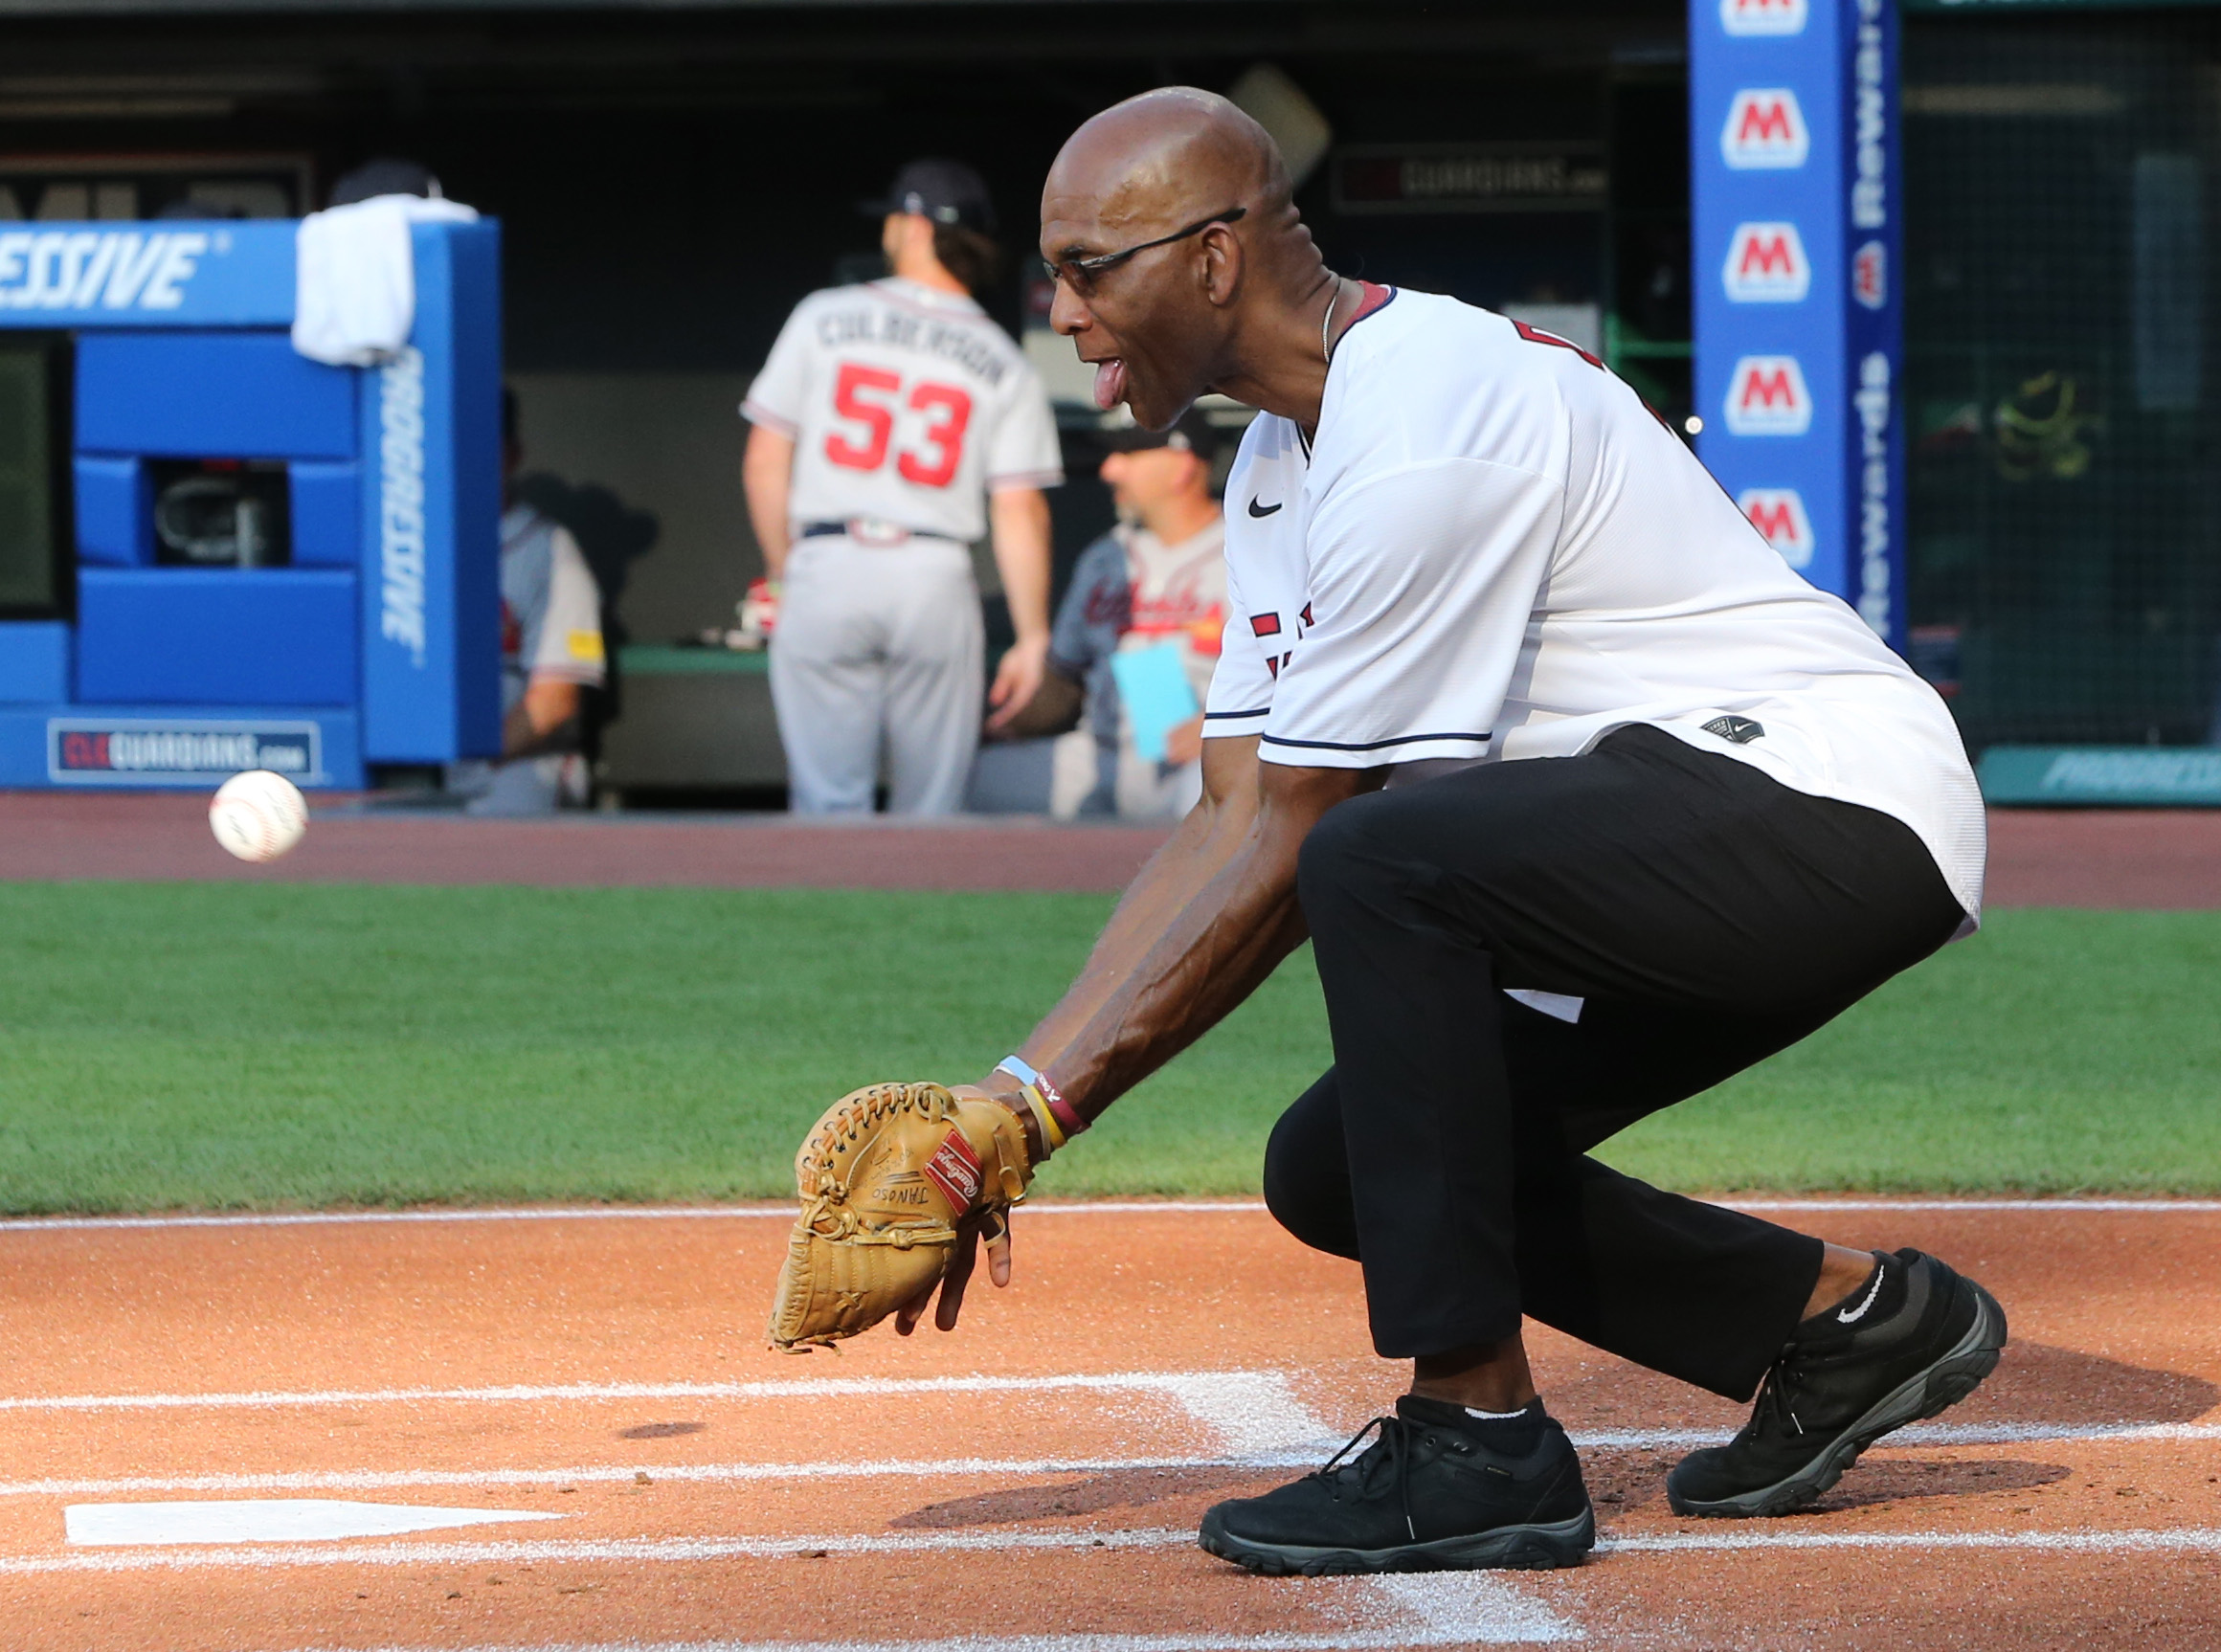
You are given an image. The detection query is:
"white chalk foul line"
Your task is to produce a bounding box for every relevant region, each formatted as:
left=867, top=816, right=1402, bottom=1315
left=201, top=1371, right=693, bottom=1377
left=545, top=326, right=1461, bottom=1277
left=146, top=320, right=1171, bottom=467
left=1599, top=1526, right=2221, bottom=1555
left=0, top=1202, right=1268, bottom=1235
left=258, top=1572, right=1581, bottom=1650
left=1572, top=1419, right=2221, bottom=1451
left=0, top=1455, right=1286, bottom=1501
left=3, top=1419, right=2215, bottom=1502
left=0, top=1526, right=1196, bottom=1575
left=2, top=1197, right=2217, bottom=1236
left=0, top=1370, right=1330, bottom=1458
left=12, top=1520, right=2221, bottom=1577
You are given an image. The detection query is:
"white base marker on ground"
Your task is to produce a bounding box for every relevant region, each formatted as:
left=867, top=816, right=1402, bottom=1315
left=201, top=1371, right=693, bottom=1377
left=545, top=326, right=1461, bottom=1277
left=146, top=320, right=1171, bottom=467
left=65, top=1499, right=562, bottom=1546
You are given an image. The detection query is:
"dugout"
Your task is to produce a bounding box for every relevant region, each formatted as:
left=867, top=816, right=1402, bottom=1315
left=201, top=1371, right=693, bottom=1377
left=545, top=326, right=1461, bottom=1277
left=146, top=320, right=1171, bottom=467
left=5, top=0, right=2210, bottom=804
left=0, top=0, right=1694, bottom=797
left=0, top=217, right=502, bottom=788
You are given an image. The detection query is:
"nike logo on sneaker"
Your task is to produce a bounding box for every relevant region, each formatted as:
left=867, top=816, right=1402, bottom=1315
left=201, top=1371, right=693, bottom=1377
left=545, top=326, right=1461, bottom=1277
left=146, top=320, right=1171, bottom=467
left=1836, top=1263, right=1888, bottom=1324
left=1247, top=497, right=1283, bottom=517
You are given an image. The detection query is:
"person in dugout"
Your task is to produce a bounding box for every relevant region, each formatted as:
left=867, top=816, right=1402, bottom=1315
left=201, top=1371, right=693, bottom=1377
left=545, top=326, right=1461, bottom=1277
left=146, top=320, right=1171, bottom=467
left=741, top=159, right=1064, bottom=815
left=444, top=389, right=607, bottom=815
left=995, top=407, right=1228, bottom=820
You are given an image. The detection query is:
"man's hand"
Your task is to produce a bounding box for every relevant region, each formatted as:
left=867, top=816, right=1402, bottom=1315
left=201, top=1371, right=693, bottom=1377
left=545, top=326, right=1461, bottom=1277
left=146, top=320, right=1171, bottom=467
left=987, top=487, right=1053, bottom=733
left=987, top=634, right=1052, bottom=731
left=893, top=1211, right=1015, bottom=1334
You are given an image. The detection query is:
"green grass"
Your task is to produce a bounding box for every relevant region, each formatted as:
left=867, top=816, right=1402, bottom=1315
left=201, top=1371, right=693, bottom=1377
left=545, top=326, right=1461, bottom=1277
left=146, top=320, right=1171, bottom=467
left=0, top=885, right=2214, bottom=1212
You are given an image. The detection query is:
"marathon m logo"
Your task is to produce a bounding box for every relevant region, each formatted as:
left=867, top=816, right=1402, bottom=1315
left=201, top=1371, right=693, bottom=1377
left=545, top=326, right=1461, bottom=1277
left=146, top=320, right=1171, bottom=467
left=1723, top=356, right=1813, bottom=436
left=1851, top=240, right=1887, bottom=310
left=0, top=230, right=211, bottom=312
left=1719, top=0, right=1806, bottom=34
left=378, top=346, right=430, bottom=667
left=1721, top=90, right=1809, bottom=169
left=1723, top=223, right=1810, bottom=302
left=1736, top=488, right=1815, bottom=569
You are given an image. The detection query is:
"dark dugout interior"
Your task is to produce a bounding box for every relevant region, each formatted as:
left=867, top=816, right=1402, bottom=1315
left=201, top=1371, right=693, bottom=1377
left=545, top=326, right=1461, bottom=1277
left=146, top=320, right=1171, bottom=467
left=0, top=0, right=1691, bottom=644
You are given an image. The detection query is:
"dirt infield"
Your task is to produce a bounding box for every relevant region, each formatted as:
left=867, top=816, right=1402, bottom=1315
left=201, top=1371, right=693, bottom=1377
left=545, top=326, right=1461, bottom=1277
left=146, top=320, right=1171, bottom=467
left=3, top=791, right=2221, bottom=904
left=1, top=1200, right=2215, bottom=1651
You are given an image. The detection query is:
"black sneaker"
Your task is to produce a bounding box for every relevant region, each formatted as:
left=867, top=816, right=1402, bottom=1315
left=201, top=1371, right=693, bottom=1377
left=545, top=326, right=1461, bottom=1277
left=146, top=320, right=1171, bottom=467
left=1667, top=1248, right=2008, bottom=1518
left=1198, top=1396, right=1594, bottom=1575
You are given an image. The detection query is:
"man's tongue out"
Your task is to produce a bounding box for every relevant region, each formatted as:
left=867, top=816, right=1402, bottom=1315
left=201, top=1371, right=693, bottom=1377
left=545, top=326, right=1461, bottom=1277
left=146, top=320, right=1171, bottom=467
left=1093, top=358, right=1128, bottom=411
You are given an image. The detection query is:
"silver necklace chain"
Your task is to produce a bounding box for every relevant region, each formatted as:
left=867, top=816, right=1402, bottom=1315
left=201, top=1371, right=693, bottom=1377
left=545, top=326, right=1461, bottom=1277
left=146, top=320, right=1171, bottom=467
left=1321, top=276, right=1342, bottom=365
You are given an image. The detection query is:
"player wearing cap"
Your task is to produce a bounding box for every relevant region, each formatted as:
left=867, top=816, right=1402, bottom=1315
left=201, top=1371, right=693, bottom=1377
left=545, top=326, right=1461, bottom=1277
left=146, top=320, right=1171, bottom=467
left=446, top=390, right=605, bottom=815
left=741, top=159, right=1063, bottom=815
left=847, top=91, right=2006, bottom=1572
left=1012, top=407, right=1225, bottom=819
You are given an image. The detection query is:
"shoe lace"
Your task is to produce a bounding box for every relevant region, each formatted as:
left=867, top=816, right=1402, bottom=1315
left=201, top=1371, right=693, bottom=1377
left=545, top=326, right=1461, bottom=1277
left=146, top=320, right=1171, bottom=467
left=1310, top=1415, right=1419, bottom=1541
left=1752, top=1346, right=1810, bottom=1439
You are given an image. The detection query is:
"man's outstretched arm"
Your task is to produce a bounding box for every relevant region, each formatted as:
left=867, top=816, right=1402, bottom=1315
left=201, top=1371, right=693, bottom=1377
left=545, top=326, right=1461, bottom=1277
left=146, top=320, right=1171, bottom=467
left=984, top=735, right=1382, bottom=1132
left=900, top=737, right=1380, bottom=1334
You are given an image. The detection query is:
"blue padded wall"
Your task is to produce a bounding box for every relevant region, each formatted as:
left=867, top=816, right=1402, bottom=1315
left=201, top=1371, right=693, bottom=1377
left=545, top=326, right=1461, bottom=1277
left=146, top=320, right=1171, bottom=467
left=289, top=461, right=360, bottom=567
left=0, top=623, right=70, bottom=703
left=78, top=569, right=357, bottom=706
left=77, top=332, right=355, bottom=460
left=74, top=456, right=148, bottom=567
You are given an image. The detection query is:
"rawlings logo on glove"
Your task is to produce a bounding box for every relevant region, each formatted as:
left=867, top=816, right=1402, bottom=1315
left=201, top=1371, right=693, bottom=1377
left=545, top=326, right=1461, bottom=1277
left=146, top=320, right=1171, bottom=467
left=766, top=1082, right=1033, bottom=1351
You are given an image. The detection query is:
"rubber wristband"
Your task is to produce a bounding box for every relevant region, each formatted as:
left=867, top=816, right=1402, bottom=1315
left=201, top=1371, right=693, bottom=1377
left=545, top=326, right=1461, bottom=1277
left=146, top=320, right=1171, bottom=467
left=1020, top=1083, right=1066, bottom=1152
left=997, top=1056, right=1087, bottom=1139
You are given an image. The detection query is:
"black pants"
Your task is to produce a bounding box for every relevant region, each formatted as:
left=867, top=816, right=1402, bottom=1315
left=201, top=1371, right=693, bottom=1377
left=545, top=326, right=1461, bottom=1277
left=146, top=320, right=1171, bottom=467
left=1270, top=724, right=1965, bottom=1400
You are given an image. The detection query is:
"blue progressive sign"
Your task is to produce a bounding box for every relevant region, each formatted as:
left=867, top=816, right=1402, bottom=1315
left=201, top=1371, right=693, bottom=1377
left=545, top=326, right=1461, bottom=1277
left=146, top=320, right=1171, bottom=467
left=1692, top=0, right=1905, bottom=646
left=0, top=221, right=295, bottom=328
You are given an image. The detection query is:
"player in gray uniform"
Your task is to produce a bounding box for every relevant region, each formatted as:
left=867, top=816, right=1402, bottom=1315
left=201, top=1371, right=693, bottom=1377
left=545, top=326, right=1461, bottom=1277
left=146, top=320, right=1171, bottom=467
left=447, top=391, right=606, bottom=815
left=742, top=160, right=1064, bottom=815
left=1040, top=409, right=1226, bottom=819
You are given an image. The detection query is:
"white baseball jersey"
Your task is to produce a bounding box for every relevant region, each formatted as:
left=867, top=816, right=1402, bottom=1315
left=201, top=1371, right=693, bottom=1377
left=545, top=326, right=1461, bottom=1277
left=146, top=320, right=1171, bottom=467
left=742, top=277, right=1063, bottom=543
left=500, top=503, right=605, bottom=715
left=1206, top=284, right=1985, bottom=924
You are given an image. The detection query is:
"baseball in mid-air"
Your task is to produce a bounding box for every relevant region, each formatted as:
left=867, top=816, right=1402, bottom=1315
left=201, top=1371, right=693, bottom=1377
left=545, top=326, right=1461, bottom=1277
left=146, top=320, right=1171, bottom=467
left=209, top=770, right=309, bottom=863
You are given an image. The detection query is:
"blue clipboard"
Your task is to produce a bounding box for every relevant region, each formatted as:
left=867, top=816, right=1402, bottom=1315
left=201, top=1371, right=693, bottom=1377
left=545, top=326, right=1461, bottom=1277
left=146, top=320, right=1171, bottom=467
left=1110, top=641, right=1201, bottom=764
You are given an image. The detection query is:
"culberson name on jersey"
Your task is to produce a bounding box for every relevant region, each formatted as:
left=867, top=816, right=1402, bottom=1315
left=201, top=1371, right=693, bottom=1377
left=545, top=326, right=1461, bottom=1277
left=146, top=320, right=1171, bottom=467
left=813, top=304, right=1010, bottom=387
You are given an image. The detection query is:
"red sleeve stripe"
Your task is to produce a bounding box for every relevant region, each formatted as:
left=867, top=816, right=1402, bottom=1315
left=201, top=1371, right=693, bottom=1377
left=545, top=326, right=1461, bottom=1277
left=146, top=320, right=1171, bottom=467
left=1249, top=613, right=1282, bottom=637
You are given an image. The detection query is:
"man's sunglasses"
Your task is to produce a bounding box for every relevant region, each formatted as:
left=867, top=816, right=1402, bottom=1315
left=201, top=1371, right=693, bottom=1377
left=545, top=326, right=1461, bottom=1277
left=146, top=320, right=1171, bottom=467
left=1042, top=206, right=1247, bottom=292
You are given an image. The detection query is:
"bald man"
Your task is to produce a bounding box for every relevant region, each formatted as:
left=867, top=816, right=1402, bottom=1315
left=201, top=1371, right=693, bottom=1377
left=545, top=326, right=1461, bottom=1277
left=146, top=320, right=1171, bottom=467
left=922, top=89, right=2002, bottom=1575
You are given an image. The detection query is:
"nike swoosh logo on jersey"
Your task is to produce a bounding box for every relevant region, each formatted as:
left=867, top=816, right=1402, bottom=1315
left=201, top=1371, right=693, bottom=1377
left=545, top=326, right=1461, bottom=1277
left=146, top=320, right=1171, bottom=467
left=1247, top=497, right=1283, bottom=517
left=1836, top=1263, right=1888, bottom=1324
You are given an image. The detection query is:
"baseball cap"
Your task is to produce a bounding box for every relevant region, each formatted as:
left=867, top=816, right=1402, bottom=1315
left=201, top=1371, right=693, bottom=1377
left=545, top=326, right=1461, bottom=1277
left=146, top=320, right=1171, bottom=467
left=327, top=157, right=443, bottom=209
left=861, top=159, right=997, bottom=235
left=1095, top=406, right=1220, bottom=463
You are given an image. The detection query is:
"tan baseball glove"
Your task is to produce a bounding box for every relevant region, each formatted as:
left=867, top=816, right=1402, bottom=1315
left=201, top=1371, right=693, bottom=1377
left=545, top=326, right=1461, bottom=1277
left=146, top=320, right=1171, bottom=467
left=766, top=1082, right=1034, bottom=1351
